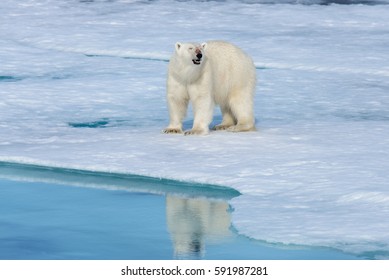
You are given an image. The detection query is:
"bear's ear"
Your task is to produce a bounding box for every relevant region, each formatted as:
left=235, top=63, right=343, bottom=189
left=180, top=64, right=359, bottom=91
left=201, top=42, right=207, bottom=50
left=175, top=42, right=182, bottom=52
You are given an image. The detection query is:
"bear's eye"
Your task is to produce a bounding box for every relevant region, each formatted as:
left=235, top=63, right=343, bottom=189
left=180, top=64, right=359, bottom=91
left=188, top=47, right=193, bottom=50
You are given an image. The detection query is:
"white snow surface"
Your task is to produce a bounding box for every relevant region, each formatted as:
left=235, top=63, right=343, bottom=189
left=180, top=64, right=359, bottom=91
left=1, top=0, right=389, bottom=258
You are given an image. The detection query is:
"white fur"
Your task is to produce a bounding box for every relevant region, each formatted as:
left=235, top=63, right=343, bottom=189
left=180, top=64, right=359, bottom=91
left=164, top=40, right=256, bottom=135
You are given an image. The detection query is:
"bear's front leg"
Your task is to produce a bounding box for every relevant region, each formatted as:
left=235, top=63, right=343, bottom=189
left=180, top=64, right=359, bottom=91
left=164, top=80, right=188, bottom=134
left=185, top=87, right=214, bottom=136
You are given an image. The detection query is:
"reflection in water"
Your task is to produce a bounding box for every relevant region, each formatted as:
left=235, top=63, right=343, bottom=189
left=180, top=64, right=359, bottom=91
left=166, top=195, right=231, bottom=259
left=0, top=162, right=366, bottom=260
left=0, top=162, right=240, bottom=259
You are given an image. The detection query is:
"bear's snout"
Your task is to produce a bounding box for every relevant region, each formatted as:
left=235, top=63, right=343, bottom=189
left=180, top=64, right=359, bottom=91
left=192, top=50, right=203, bottom=65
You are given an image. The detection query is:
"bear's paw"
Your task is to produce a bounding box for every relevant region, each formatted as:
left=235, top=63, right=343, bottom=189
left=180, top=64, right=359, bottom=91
left=227, top=124, right=256, bottom=133
left=184, top=128, right=208, bottom=136
left=213, top=124, right=233, bottom=131
left=163, top=128, right=183, bottom=134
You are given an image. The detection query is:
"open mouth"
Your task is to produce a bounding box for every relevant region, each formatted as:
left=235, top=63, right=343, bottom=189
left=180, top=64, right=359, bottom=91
left=192, top=59, right=201, bottom=65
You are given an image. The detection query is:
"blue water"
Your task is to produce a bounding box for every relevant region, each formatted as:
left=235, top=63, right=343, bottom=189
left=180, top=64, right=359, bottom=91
left=0, top=162, right=362, bottom=260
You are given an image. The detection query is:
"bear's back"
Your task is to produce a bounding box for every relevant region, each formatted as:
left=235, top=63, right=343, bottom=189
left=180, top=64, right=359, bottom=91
left=205, top=41, right=256, bottom=99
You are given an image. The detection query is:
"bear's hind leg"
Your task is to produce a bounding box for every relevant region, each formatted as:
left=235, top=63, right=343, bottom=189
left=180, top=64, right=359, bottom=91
left=213, top=106, right=236, bottom=131
left=228, top=113, right=256, bottom=132
left=227, top=90, right=256, bottom=132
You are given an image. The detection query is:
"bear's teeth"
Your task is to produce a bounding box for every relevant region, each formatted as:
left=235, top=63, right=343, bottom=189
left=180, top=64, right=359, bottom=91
left=192, top=59, right=201, bottom=65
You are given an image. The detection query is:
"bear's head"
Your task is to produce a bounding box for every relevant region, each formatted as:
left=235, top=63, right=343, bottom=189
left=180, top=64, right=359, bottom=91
left=175, top=42, right=207, bottom=66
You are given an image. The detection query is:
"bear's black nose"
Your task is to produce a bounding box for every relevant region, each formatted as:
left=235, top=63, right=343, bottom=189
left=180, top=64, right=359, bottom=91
left=196, top=53, right=202, bottom=59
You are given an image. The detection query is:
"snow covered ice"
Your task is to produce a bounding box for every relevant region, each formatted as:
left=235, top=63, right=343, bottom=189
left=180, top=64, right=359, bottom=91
left=1, top=0, right=389, bottom=258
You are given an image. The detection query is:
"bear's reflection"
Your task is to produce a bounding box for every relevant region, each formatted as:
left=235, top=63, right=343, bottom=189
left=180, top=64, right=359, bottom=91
left=166, top=195, right=231, bottom=259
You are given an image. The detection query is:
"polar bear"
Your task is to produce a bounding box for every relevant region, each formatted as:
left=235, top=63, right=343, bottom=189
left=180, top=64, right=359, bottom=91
left=163, top=40, right=256, bottom=135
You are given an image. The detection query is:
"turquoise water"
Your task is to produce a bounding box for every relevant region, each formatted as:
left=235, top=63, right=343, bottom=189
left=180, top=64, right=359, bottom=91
left=0, top=162, right=361, bottom=260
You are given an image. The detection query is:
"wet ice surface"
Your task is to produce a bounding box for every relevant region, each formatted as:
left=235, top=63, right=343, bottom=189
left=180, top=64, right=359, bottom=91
left=0, top=163, right=361, bottom=260
left=1, top=0, right=389, bottom=259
